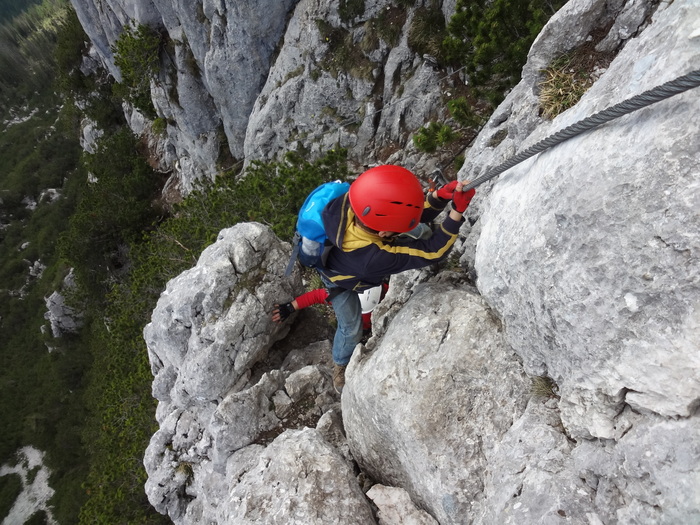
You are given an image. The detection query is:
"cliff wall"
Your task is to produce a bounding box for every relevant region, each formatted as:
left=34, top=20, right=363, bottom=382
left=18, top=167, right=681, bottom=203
left=70, top=0, right=700, bottom=522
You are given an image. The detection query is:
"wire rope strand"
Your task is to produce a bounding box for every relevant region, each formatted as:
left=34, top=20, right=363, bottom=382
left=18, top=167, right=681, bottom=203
left=462, top=69, right=700, bottom=191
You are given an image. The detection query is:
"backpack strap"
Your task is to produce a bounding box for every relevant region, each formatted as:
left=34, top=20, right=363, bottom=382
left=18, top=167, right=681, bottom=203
left=284, top=231, right=301, bottom=277
left=320, top=240, right=334, bottom=268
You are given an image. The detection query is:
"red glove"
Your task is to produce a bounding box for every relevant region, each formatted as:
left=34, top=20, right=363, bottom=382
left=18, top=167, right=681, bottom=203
left=452, top=187, right=476, bottom=213
left=436, top=180, right=459, bottom=200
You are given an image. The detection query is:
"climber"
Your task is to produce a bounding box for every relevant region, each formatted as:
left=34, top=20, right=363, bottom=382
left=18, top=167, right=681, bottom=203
left=275, top=165, right=474, bottom=394
left=272, top=282, right=389, bottom=336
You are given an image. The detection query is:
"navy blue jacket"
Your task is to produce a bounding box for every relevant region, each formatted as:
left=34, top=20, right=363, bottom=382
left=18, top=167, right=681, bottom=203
left=318, top=192, right=464, bottom=291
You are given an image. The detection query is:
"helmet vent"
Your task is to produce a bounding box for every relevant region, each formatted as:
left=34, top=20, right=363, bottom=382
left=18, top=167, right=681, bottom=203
left=362, top=206, right=371, bottom=216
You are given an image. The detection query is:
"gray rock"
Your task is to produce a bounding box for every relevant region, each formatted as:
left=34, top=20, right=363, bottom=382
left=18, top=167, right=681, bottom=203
left=209, top=370, right=286, bottom=469
left=467, top=1, right=700, bottom=521
left=217, top=428, right=377, bottom=524
left=343, top=283, right=530, bottom=525
left=243, top=0, right=451, bottom=168
left=143, top=406, right=214, bottom=518
left=596, top=0, right=653, bottom=52
left=143, top=223, right=301, bottom=410
left=571, top=409, right=700, bottom=525
left=471, top=398, right=598, bottom=525
left=473, top=0, right=700, bottom=438
left=71, top=0, right=298, bottom=188
left=134, top=1, right=700, bottom=523
left=43, top=270, right=83, bottom=338
left=79, top=117, right=104, bottom=154
left=367, top=484, right=439, bottom=525
left=143, top=222, right=372, bottom=522
left=285, top=365, right=331, bottom=403
left=281, top=339, right=333, bottom=373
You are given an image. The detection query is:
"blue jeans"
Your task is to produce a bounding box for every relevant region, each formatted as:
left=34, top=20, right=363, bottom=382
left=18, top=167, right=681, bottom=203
left=319, top=275, right=363, bottom=366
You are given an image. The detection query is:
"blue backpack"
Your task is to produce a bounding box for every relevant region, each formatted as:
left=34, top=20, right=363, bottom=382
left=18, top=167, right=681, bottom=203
left=285, top=181, right=350, bottom=276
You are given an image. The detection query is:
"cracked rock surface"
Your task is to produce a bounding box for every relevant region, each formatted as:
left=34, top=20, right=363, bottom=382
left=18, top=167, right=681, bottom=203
left=139, top=1, right=700, bottom=523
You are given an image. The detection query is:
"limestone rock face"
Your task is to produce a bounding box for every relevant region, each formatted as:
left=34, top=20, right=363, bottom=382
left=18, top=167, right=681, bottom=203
left=473, top=0, right=700, bottom=438
left=142, top=223, right=373, bottom=523
left=466, top=1, right=700, bottom=523
left=217, top=428, right=376, bottom=525
left=70, top=0, right=299, bottom=188
left=243, top=0, right=447, bottom=167
left=131, top=0, right=700, bottom=523
left=342, top=284, right=530, bottom=525
left=366, top=484, right=439, bottom=525
left=143, top=223, right=299, bottom=410
left=70, top=0, right=459, bottom=189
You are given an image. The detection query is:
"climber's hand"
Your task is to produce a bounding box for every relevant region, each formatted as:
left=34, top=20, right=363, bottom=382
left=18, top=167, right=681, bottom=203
left=451, top=183, right=476, bottom=213
left=436, top=180, right=459, bottom=200
left=272, top=302, right=295, bottom=323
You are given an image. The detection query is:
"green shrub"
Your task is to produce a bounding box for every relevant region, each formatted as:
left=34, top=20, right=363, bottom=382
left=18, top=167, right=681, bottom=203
left=0, top=473, right=22, bottom=520
left=413, top=122, right=456, bottom=153
left=338, top=0, right=365, bottom=24
left=54, top=4, right=90, bottom=94
left=361, top=6, right=407, bottom=51
left=111, top=23, right=162, bottom=116
left=77, top=148, right=350, bottom=524
left=0, top=0, right=72, bottom=108
left=151, top=116, right=167, bottom=136
left=25, top=510, right=50, bottom=525
left=58, top=128, right=160, bottom=301
left=446, top=97, right=484, bottom=129
left=316, top=20, right=375, bottom=80
left=413, top=94, right=485, bottom=154
left=444, top=0, right=566, bottom=106
left=407, top=4, right=446, bottom=61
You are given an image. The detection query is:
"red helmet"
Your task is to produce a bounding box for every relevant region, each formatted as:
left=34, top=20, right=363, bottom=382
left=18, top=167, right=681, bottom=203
left=348, top=165, right=424, bottom=233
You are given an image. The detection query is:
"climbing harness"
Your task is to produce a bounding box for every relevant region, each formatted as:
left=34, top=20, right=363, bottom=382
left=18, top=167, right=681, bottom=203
left=461, top=69, right=700, bottom=192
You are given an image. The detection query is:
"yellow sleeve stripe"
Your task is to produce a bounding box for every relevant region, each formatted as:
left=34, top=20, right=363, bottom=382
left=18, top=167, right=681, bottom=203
left=376, top=225, right=458, bottom=260
left=329, top=274, right=356, bottom=282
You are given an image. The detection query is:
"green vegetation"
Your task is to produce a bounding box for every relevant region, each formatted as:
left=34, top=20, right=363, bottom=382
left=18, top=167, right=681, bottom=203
left=59, top=128, right=162, bottom=300
left=0, top=0, right=71, bottom=107
left=54, top=6, right=92, bottom=95
left=2, top=6, right=351, bottom=518
left=0, top=0, right=41, bottom=23
left=412, top=96, right=485, bottom=155
left=413, top=0, right=566, bottom=155
left=539, top=42, right=614, bottom=119
left=338, top=0, right=365, bottom=24
left=0, top=100, right=89, bottom=525
left=76, top=149, right=350, bottom=524
left=0, top=3, right=158, bottom=523
left=363, top=7, right=406, bottom=49
left=111, top=23, right=163, bottom=116
left=407, top=4, right=447, bottom=61
left=0, top=473, right=22, bottom=519
left=444, top=0, right=567, bottom=106
left=25, top=510, right=50, bottom=525
left=413, top=122, right=456, bottom=154
left=316, top=20, right=375, bottom=80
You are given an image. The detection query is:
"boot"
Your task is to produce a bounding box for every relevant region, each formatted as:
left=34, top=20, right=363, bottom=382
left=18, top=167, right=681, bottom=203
left=333, top=364, right=346, bottom=394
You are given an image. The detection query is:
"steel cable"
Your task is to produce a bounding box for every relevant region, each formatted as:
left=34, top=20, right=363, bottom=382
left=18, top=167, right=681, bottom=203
left=462, top=69, right=700, bottom=191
